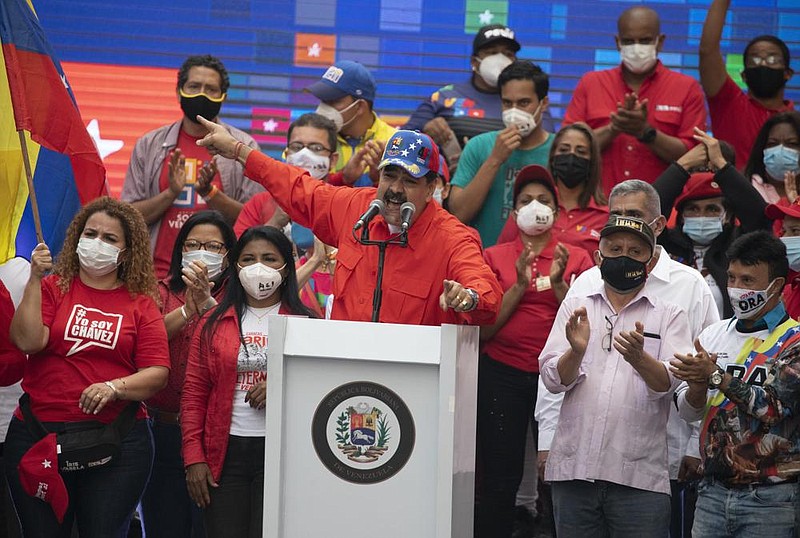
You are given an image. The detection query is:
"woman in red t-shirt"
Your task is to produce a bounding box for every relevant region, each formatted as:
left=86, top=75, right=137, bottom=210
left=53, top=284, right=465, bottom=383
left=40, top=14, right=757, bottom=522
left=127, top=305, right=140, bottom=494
left=140, top=209, right=237, bottom=538
left=496, top=123, right=608, bottom=254
left=7, top=197, right=170, bottom=536
left=476, top=165, right=594, bottom=538
left=181, top=226, right=317, bottom=537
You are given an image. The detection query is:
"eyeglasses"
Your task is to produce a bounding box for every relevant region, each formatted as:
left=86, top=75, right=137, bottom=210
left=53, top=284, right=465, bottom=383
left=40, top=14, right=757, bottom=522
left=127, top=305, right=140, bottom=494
left=749, top=55, right=784, bottom=67
left=286, top=142, right=333, bottom=155
left=602, top=314, right=617, bottom=352
left=183, top=239, right=226, bottom=254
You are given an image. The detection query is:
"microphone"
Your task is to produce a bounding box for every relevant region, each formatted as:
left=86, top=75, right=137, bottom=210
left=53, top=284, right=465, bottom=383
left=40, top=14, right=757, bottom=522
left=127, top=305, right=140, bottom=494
left=400, top=202, right=416, bottom=232
left=353, top=199, right=386, bottom=231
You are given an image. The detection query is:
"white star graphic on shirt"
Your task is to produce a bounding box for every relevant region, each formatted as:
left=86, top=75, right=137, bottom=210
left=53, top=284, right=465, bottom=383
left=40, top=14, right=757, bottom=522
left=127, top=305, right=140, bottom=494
left=478, top=9, right=494, bottom=25
left=86, top=119, right=123, bottom=160
left=262, top=119, right=278, bottom=132
left=42, top=459, right=52, bottom=469
left=400, top=149, right=409, bottom=156
left=408, top=143, right=417, bottom=150
left=307, top=42, right=322, bottom=58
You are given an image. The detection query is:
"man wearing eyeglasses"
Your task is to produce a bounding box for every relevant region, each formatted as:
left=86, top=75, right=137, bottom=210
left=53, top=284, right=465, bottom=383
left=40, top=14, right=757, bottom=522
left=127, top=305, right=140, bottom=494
left=538, top=214, right=693, bottom=536
left=122, top=54, right=264, bottom=279
left=700, top=0, right=795, bottom=169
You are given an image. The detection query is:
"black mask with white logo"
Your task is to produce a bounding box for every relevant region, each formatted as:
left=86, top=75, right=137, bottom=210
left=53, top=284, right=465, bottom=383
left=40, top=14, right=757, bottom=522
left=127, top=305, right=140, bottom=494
left=599, top=255, right=648, bottom=292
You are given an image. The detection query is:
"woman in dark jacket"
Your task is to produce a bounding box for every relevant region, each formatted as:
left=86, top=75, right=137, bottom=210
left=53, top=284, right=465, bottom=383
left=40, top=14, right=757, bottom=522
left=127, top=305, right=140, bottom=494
left=654, top=128, right=771, bottom=318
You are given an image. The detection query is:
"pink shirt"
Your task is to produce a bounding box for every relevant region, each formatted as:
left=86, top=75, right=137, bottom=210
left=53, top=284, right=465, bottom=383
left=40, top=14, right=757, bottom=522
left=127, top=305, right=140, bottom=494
left=539, top=282, right=691, bottom=494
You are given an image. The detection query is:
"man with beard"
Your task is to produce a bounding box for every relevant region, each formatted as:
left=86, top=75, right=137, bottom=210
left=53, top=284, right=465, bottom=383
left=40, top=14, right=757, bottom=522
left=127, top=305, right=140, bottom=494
left=122, top=55, right=263, bottom=279
left=563, top=6, right=706, bottom=193
left=700, top=0, right=795, bottom=169
left=195, top=121, right=502, bottom=326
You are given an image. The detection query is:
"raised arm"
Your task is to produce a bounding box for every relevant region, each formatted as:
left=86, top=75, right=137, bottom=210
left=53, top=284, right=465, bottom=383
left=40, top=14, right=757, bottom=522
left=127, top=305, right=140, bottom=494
left=699, top=0, right=731, bottom=98
left=10, top=243, right=51, bottom=355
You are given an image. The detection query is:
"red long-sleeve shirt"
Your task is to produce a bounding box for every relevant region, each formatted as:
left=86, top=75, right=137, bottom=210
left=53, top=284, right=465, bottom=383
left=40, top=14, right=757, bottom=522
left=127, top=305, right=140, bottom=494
left=243, top=151, right=502, bottom=325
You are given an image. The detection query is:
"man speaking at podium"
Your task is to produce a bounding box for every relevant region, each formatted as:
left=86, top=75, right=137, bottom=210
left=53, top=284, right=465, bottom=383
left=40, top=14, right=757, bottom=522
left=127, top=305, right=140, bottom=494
left=195, top=117, right=502, bottom=326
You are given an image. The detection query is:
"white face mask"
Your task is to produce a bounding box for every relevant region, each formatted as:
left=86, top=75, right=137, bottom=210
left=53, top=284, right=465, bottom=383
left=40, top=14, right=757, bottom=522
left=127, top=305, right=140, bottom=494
left=620, top=43, right=658, bottom=74
left=728, top=280, right=777, bottom=320
left=477, top=53, right=513, bottom=88
left=77, top=237, right=123, bottom=277
left=432, top=186, right=444, bottom=204
left=502, top=104, right=541, bottom=138
left=782, top=236, right=800, bottom=272
left=182, top=250, right=225, bottom=280
left=515, top=199, right=554, bottom=236
left=238, top=263, right=285, bottom=301
left=315, top=100, right=360, bottom=132
left=286, top=147, right=331, bottom=180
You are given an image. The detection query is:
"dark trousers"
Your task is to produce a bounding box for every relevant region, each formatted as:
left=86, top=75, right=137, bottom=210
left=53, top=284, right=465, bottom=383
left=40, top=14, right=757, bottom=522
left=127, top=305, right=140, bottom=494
left=4, top=417, right=153, bottom=538
left=0, top=442, right=23, bottom=538
left=139, top=421, right=205, bottom=538
left=475, top=355, right=538, bottom=538
left=669, top=479, right=697, bottom=538
left=203, top=435, right=265, bottom=538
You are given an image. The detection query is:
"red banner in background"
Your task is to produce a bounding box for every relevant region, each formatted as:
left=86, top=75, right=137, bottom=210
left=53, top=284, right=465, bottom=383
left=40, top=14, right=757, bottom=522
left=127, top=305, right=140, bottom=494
left=61, top=61, right=182, bottom=197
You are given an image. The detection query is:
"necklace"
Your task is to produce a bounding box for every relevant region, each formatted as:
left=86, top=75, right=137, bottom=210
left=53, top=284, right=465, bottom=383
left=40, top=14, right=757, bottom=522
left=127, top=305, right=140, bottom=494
left=246, top=303, right=280, bottom=323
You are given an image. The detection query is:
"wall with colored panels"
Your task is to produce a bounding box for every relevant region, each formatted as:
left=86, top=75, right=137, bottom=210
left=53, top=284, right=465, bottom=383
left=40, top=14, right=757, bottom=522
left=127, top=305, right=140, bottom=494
left=35, top=1, right=800, bottom=194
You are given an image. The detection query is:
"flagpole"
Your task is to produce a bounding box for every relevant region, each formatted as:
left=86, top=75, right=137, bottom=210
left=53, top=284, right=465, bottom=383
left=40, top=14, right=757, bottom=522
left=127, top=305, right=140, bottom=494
left=17, top=131, right=44, bottom=244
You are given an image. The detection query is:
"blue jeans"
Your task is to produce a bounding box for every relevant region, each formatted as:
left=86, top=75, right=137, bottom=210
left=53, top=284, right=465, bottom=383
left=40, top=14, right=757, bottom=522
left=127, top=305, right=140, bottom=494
left=3, top=417, right=153, bottom=538
left=692, top=479, right=796, bottom=537
left=551, top=479, right=670, bottom=538
left=139, top=421, right=205, bottom=538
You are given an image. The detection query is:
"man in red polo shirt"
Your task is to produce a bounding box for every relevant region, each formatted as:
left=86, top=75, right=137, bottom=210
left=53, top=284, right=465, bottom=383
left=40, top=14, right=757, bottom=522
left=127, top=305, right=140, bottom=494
left=563, top=6, right=706, bottom=194
left=700, top=0, right=794, bottom=170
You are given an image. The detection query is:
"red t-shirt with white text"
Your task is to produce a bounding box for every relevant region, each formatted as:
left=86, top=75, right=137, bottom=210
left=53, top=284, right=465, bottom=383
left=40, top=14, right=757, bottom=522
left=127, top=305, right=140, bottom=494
left=153, top=129, right=222, bottom=279
left=18, top=276, right=170, bottom=424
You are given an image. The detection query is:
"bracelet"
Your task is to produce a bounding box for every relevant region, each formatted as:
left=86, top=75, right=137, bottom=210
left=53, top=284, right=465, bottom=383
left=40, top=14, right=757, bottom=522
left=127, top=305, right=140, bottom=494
left=180, top=305, right=190, bottom=322
left=201, top=296, right=217, bottom=314
left=203, top=185, right=219, bottom=202
left=116, top=377, right=127, bottom=396
left=104, top=380, right=119, bottom=398
left=233, top=141, right=244, bottom=162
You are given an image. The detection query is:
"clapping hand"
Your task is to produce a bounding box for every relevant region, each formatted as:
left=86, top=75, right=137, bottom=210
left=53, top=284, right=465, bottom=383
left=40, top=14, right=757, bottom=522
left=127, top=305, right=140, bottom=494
left=670, top=339, right=718, bottom=386
left=614, top=321, right=645, bottom=365
left=565, top=307, right=590, bottom=355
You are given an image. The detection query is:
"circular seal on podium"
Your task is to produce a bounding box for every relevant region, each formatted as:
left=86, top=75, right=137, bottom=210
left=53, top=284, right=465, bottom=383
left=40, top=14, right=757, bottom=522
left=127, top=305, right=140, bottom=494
left=311, top=381, right=415, bottom=484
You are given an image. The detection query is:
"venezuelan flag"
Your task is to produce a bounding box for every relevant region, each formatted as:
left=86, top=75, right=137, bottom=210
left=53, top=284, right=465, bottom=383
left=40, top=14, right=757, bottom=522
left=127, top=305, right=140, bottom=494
left=0, top=0, right=106, bottom=262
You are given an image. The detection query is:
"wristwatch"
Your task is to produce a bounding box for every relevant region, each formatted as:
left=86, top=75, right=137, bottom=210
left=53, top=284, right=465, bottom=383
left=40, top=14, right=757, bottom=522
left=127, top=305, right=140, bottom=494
left=464, top=288, right=479, bottom=312
left=637, top=126, right=657, bottom=144
left=707, top=366, right=725, bottom=389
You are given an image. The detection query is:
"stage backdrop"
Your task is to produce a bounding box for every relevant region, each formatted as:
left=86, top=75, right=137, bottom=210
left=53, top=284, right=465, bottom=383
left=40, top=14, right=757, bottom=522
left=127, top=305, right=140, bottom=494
left=34, top=0, right=800, bottom=196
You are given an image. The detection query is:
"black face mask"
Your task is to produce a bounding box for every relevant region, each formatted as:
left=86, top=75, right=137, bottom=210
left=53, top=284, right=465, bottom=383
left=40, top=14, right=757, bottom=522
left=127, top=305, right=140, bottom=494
left=599, top=255, right=648, bottom=292
left=180, top=93, right=223, bottom=124
left=743, top=66, right=788, bottom=99
left=551, top=153, right=591, bottom=189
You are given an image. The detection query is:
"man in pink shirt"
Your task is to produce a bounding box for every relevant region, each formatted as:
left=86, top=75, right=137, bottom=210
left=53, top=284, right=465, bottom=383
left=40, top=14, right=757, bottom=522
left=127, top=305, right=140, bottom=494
left=539, top=214, right=692, bottom=536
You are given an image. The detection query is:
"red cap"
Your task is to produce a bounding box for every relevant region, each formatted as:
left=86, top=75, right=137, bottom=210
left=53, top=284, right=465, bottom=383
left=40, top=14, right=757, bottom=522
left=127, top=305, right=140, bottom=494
left=513, top=165, right=559, bottom=205
left=18, top=433, right=68, bottom=522
left=766, top=199, right=800, bottom=220
left=674, top=173, right=722, bottom=209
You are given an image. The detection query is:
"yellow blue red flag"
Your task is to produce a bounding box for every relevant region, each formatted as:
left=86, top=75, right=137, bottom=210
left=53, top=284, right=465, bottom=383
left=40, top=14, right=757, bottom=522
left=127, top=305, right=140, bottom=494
left=0, top=0, right=106, bottom=262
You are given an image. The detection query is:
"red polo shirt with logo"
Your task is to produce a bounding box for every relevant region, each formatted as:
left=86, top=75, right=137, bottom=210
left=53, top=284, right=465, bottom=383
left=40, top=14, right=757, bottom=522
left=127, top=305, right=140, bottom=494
left=482, top=238, right=594, bottom=372
left=708, top=75, right=794, bottom=171
left=564, top=61, right=707, bottom=194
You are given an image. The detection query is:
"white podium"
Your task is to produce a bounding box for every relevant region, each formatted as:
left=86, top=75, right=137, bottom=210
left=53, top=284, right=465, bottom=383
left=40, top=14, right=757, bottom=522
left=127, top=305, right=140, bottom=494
left=264, top=316, right=479, bottom=538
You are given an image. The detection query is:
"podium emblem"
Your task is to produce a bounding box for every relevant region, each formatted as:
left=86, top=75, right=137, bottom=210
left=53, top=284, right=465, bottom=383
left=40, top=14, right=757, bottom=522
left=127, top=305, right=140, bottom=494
left=312, top=381, right=415, bottom=484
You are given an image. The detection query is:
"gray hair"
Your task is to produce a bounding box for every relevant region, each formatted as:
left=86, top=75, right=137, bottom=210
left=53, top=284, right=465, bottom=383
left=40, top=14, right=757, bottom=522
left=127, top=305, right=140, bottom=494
left=609, top=180, right=662, bottom=221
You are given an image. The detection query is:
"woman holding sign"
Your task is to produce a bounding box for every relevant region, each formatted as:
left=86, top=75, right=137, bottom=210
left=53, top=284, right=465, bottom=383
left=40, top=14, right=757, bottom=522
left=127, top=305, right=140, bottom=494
left=5, top=197, right=169, bottom=538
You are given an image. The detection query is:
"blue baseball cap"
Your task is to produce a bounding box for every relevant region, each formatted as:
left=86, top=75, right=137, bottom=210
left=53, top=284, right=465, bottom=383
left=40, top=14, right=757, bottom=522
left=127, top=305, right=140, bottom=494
left=378, top=130, right=440, bottom=179
left=306, top=60, right=376, bottom=103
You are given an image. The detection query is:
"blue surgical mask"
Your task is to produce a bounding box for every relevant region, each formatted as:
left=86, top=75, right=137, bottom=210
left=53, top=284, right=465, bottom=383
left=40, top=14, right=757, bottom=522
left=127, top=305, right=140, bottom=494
left=763, top=145, right=799, bottom=181
left=781, top=236, right=800, bottom=272
left=290, top=223, right=315, bottom=250
left=682, top=216, right=724, bottom=246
